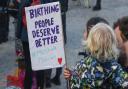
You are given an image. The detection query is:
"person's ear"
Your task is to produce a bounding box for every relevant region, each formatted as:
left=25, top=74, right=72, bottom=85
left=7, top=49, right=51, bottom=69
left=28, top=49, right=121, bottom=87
left=115, top=26, right=123, bottom=46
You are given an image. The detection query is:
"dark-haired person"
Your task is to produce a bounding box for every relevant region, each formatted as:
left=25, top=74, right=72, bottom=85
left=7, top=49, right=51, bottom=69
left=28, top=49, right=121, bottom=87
left=84, top=17, right=108, bottom=40
left=114, top=16, right=128, bottom=72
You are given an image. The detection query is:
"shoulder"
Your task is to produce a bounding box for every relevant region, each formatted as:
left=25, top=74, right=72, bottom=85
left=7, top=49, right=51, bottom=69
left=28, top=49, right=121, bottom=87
left=75, top=55, right=100, bottom=68
left=74, top=56, right=104, bottom=76
left=76, top=56, right=105, bottom=88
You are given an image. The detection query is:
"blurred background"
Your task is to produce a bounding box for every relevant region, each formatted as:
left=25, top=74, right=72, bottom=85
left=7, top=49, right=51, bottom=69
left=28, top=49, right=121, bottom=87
left=0, top=0, right=128, bottom=89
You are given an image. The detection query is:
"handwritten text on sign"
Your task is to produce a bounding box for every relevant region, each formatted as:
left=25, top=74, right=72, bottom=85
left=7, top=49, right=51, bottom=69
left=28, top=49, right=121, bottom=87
left=25, top=2, right=65, bottom=70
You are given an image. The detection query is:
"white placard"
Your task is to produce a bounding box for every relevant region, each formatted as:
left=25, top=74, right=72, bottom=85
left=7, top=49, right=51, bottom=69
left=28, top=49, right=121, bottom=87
left=25, top=2, right=65, bottom=71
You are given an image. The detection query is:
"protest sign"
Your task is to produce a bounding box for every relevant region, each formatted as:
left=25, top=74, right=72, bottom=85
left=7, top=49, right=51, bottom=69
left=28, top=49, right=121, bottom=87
left=25, top=2, right=65, bottom=70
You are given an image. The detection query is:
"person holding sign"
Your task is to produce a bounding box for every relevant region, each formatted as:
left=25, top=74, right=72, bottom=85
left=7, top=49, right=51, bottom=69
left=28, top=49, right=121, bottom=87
left=15, top=0, right=45, bottom=89
left=17, top=0, right=66, bottom=89
left=64, top=23, right=128, bottom=89
left=39, top=0, right=68, bottom=88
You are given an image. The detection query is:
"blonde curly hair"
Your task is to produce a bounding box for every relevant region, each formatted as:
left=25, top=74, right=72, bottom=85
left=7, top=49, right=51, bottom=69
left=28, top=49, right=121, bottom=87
left=86, top=23, right=119, bottom=61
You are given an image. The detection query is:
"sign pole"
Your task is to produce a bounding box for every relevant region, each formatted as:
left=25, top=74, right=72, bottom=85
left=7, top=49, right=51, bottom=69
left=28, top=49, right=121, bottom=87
left=63, top=39, right=70, bottom=89
left=64, top=45, right=69, bottom=89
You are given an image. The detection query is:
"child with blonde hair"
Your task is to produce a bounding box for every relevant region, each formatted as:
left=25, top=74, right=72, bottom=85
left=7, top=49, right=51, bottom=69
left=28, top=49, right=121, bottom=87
left=79, top=17, right=109, bottom=57
left=64, top=23, right=128, bottom=89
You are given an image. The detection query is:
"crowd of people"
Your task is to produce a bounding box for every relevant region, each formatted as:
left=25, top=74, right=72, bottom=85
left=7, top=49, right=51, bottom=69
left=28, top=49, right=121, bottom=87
left=7, top=0, right=128, bottom=89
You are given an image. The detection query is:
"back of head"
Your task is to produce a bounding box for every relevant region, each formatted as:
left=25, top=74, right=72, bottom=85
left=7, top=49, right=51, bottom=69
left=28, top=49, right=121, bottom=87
left=86, top=23, right=119, bottom=61
left=114, top=16, right=128, bottom=41
left=87, top=17, right=109, bottom=32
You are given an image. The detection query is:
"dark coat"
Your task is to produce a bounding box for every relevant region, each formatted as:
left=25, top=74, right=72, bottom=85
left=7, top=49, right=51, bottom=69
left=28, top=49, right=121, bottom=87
left=15, top=0, right=32, bottom=41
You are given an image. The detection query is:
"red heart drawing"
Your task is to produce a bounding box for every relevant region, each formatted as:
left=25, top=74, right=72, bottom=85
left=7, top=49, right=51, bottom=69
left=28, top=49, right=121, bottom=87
left=58, top=58, right=62, bottom=65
